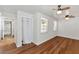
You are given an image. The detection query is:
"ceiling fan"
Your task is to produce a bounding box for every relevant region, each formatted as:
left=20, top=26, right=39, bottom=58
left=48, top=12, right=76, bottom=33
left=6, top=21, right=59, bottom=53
left=53, top=5, right=70, bottom=14
left=52, top=5, right=76, bottom=20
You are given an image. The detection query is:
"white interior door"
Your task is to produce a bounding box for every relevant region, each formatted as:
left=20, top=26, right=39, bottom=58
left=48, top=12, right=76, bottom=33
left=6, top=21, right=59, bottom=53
left=22, top=17, right=33, bottom=44
left=0, top=17, right=1, bottom=40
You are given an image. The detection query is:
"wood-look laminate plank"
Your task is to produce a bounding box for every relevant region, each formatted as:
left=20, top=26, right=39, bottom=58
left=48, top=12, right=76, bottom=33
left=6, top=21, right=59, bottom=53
left=0, top=36, right=79, bottom=54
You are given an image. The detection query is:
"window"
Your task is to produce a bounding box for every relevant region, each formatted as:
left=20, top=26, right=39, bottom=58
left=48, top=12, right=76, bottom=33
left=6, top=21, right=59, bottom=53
left=53, top=21, right=57, bottom=31
left=41, top=17, right=48, bottom=33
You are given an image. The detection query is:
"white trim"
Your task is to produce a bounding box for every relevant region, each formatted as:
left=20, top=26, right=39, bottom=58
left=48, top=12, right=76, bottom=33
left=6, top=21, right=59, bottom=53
left=58, top=34, right=79, bottom=40
left=33, top=35, right=56, bottom=45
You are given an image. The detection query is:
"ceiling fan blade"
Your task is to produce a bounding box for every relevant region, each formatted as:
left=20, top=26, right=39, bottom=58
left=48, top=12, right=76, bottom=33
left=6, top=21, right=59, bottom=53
left=69, top=15, right=75, bottom=18
left=52, top=9, right=57, bottom=10
left=62, top=7, right=70, bottom=10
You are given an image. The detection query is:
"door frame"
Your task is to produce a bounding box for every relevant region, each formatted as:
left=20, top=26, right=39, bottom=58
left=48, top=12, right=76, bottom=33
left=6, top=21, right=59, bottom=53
left=16, top=11, right=33, bottom=47
left=21, top=17, right=33, bottom=44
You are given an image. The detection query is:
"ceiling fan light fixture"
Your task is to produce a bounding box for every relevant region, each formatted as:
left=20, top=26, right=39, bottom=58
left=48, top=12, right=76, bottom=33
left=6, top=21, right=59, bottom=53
left=65, top=17, right=69, bottom=20
left=65, top=15, right=69, bottom=20
left=57, top=10, right=62, bottom=14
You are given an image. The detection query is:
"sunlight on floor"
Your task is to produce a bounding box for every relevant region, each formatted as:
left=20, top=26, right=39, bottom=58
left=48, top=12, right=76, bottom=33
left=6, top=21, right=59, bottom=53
left=0, top=36, right=15, bottom=48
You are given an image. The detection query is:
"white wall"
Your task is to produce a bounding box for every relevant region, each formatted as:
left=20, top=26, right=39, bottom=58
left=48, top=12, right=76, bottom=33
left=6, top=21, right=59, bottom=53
left=33, top=13, right=57, bottom=45
left=58, top=17, right=79, bottom=40
left=2, top=12, right=16, bottom=20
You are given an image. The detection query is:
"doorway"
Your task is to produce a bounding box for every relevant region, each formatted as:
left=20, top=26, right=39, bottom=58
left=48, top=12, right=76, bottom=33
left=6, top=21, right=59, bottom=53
left=4, top=21, right=12, bottom=37
left=0, top=17, right=16, bottom=49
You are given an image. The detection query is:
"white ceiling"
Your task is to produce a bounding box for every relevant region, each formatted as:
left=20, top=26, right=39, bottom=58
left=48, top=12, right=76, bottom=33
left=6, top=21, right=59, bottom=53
left=0, top=5, right=79, bottom=18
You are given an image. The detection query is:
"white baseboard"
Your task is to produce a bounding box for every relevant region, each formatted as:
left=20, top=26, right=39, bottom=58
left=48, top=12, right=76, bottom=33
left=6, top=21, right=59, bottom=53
left=22, top=41, right=31, bottom=44
left=16, top=44, right=22, bottom=47
left=33, top=35, right=57, bottom=45
left=57, top=34, right=79, bottom=40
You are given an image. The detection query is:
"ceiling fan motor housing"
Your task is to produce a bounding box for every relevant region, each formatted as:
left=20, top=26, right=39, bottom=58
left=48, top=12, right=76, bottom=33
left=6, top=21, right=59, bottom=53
left=65, top=15, right=69, bottom=17
left=58, top=5, right=61, bottom=10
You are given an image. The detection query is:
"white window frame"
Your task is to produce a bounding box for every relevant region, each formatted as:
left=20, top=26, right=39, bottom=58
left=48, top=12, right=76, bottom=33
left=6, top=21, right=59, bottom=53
left=53, top=20, right=57, bottom=31
left=40, top=17, right=48, bottom=33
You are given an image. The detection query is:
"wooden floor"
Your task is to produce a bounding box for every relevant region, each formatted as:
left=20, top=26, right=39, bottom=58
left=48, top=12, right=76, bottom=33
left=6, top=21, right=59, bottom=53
left=1, top=36, right=79, bottom=54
